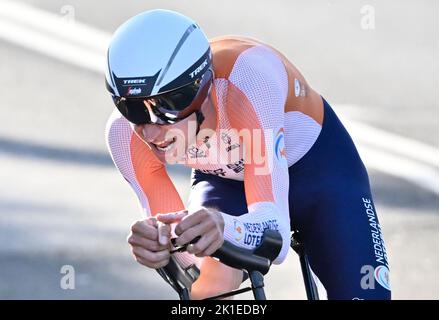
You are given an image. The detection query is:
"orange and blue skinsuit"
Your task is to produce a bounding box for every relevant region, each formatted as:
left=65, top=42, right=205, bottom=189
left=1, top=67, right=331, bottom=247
left=106, top=36, right=391, bottom=299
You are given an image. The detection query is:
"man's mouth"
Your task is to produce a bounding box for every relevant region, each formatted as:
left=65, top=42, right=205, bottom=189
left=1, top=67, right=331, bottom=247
left=152, top=137, right=177, bottom=152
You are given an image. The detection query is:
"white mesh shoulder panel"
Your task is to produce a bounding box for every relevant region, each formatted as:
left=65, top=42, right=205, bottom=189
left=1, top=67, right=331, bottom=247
left=225, top=45, right=291, bottom=263
left=228, top=45, right=289, bottom=214
left=105, top=108, right=151, bottom=216
left=284, top=111, right=322, bottom=166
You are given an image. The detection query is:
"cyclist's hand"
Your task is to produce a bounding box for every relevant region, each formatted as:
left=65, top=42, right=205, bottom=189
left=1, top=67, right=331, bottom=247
left=159, top=208, right=225, bottom=257
left=127, top=217, right=172, bottom=269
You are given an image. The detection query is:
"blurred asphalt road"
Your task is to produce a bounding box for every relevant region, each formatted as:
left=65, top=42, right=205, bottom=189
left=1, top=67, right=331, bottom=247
left=0, top=0, right=438, bottom=299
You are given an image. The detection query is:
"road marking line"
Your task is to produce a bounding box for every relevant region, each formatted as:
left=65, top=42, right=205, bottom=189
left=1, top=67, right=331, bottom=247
left=0, top=0, right=108, bottom=73
left=0, top=18, right=105, bottom=73
left=342, top=116, right=439, bottom=169
left=358, top=145, right=439, bottom=195
left=0, top=0, right=109, bottom=51
left=1, top=0, right=438, bottom=195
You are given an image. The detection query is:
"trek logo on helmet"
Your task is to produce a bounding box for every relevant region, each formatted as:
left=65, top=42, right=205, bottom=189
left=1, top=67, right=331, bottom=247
left=123, top=79, right=146, bottom=85
left=189, top=58, right=208, bottom=79
left=112, top=70, right=161, bottom=97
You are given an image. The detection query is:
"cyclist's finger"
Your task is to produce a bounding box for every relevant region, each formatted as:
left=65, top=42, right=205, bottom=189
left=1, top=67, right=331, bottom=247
left=146, top=216, right=158, bottom=227
left=157, top=222, right=171, bottom=246
left=128, top=234, right=167, bottom=251
left=156, top=210, right=188, bottom=224
left=198, top=238, right=224, bottom=257
left=187, top=229, right=216, bottom=255
left=136, top=254, right=170, bottom=269
left=175, top=220, right=211, bottom=247
left=131, top=220, right=158, bottom=241
left=132, top=246, right=170, bottom=264
left=174, top=210, right=208, bottom=237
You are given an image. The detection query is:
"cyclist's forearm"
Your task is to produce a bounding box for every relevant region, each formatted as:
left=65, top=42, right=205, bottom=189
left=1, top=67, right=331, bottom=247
left=105, top=108, right=185, bottom=216
left=221, top=201, right=291, bottom=264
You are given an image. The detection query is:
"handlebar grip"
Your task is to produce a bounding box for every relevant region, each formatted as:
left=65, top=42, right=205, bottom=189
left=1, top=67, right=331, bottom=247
left=213, top=241, right=271, bottom=275
left=253, top=229, right=283, bottom=262
left=212, top=229, right=283, bottom=275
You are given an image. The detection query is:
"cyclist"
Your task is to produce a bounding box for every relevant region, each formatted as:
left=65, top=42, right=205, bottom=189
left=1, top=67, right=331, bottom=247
left=105, top=9, right=391, bottom=299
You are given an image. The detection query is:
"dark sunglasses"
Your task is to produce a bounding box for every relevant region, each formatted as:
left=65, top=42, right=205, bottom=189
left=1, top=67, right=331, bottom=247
left=112, top=69, right=212, bottom=125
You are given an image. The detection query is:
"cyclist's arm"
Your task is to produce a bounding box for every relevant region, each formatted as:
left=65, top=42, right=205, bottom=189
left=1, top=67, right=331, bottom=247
left=105, top=108, right=185, bottom=217
left=222, top=77, right=291, bottom=264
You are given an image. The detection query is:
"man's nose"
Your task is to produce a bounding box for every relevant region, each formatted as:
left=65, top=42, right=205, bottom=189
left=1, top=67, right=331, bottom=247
left=135, top=124, right=162, bottom=142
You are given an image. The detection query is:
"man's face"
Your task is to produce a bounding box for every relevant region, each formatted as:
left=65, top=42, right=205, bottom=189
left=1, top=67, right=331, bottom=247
left=134, top=111, right=198, bottom=163
left=132, top=82, right=215, bottom=164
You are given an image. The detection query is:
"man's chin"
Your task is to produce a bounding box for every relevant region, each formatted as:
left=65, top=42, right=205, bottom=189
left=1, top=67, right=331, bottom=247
left=150, top=140, right=187, bottom=164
